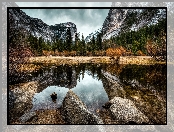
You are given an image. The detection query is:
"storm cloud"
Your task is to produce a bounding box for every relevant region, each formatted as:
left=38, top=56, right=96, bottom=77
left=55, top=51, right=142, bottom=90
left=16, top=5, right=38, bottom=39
left=21, top=9, right=109, bottom=38
left=17, top=2, right=111, bottom=38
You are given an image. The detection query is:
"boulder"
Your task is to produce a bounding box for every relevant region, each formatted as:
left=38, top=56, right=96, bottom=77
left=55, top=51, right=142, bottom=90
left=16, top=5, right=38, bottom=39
left=9, top=81, right=38, bottom=123
left=61, top=90, right=103, bottom=124
left=108, top=97, right=149, bottom=124
left=102, top=76, right=126, bottom=100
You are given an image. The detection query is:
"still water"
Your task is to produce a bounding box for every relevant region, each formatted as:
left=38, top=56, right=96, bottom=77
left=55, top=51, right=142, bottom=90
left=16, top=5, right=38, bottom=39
left=31, top=71, right=109, bottom=114
left=9, top=63, right=167, bottom=123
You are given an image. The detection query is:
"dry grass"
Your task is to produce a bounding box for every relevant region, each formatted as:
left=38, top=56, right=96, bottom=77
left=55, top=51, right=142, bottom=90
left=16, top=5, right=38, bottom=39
left=27, top=56, right=165, bottom=66
left=119, top=56, right=165, bottom=65
left=27, top=56, right=113, bottom=65
left=16, top=64, right=41, bottom=73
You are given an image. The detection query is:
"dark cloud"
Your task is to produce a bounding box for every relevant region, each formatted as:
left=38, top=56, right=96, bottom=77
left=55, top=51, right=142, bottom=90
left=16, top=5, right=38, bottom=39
left=21, top=9, right=109, bottom=37
left=16, top=2, right=112, bottom=37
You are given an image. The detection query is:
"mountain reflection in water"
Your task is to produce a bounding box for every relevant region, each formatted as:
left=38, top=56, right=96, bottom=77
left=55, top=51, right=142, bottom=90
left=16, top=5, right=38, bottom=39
left=9, top=63, right=166, bottom=124
left=31, top=72, right=108, bottom=114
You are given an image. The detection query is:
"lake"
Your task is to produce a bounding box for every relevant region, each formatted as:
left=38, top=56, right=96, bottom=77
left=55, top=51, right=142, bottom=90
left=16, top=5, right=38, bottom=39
left=9, top=63, right=167, bottom=124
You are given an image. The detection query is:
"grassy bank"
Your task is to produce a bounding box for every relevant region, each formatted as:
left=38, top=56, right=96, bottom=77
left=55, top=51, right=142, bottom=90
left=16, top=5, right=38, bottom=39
left=12, top=56, right=165, bottom=74
left=26, top=56, right=165, bottom=66
left=26, top=56, right=113, bottom=65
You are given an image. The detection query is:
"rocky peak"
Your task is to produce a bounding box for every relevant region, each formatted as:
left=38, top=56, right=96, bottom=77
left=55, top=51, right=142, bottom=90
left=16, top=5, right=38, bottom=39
left=9, top=9, right=77, bottom=42
left=50, top=22, right=77, bottom=41
left=102, top=9, right=129, bottom=40
left=85, top=9, right=129, bottom=42
left=85, top=8, right=166, bottom=41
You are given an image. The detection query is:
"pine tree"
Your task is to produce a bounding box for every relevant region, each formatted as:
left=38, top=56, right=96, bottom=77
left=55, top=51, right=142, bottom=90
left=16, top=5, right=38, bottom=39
left=66, top=27, right=72, bottom=52
left=74, top=32, right=79, bottom=51
left=96, top=33, right=102, bottom=50
left=59, top=38, right=64, bottom=52
left=91, top=35, right=95, bottom=55
left=81, top=33, right=86, bottom=55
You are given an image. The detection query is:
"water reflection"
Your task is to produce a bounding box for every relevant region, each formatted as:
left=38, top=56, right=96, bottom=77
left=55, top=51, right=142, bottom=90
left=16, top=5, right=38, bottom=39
left=9, top=63, right=167, bottom=124
left=10, top=63, right=167, bottom=108
left=72, top=72, right=109, bottom=113
left=31, top=72, right=109, bottom=114
left=31, top=86, right=69, bottom=111
left=119, top=64, right=167, bottom=100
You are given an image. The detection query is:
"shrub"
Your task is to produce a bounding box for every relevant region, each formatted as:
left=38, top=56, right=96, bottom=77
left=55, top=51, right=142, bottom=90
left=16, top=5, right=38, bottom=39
left=69, top=51, right=77, bottom=56
left=86, top=51, right=92, bottom=56
left=54, top=50, right=60, bottom=56
left=106, top=46, right=126, bottom=57
left=136, top=50, right=146, bottom=56
left=42, top=50, right=51, bottom=56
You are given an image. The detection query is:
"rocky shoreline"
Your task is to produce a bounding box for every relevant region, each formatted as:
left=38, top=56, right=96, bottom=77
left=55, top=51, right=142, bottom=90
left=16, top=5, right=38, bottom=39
left=8, top=56, right=166, bottom=125
left=9, top=89, right=151, bottom=124
left=9, top=78, right=164, bottom=125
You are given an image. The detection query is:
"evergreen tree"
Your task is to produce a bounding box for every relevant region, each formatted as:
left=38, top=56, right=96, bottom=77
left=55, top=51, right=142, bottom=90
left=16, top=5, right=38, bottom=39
left=74, top=32, right=79, bottom=51
left=96, top=33, right=102, bottom=50
left=52, top=38, right=58, bottom=52
left=91, top=35, right=95, bottom=55
left=38, top=37, right=45, bottom=55
left=65, top=27, right=72, bottom=51
left=81, top=33, right=86, bottom=55
left=59, top=38, right=64, bottom=52
left=44, top=40, right=52, bottom=51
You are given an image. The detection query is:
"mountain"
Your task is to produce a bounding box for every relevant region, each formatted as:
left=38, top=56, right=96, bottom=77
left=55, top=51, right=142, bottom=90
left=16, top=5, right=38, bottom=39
left=85, top=8, right=166, bottom=41
left=9, top=8, right=166, bottom=48
left=85, top=9, right=129, bottom=42
left=9, top=9, right=77, bottom=42
left=101, top=9, right=128, bottom=40
left=50, top=22, right=77, bottom=42
left=9, top=9, right=53, bottom=41
left=85, top=28, right=101, bottom=43
left=103, top=9, right=166, bottom=39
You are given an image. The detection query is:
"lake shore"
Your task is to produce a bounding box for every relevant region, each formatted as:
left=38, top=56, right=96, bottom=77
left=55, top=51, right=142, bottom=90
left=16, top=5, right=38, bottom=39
left=8, top=59, right=166, bottom=125
left=26, top=56, right=165, bottom=65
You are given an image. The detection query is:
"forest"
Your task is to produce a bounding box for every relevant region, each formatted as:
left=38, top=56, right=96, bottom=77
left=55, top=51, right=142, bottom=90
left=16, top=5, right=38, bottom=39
left=9, top=9, right=166, bottom=61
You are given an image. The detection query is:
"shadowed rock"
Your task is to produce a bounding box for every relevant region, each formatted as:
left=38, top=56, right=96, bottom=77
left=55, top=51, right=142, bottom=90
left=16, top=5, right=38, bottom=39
left=102, top=102, right=112, bottom=109
left=9, top=81, right=38, bottom=123
left=61, top=90, right=103, bottom=124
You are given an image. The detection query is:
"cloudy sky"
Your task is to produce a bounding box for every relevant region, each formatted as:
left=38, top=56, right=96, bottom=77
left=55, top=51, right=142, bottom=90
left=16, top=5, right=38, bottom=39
left=16, top=2, right=112, bottom=38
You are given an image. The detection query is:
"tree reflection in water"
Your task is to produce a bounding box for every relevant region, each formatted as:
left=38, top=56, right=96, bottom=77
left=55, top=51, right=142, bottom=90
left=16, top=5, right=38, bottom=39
left=9, top=63, right=166, bottom=124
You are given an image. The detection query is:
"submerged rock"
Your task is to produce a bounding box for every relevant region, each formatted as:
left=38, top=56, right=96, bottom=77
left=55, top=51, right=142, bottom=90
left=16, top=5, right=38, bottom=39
left=19, top=111, right=37, bottom=123
left=101, top=70, right=127, bottom=100
left=108, top=97, right=149, bottom=124
left=61, top=90, right=103, bottom=124
left=50, top=92, right=57, bottom=102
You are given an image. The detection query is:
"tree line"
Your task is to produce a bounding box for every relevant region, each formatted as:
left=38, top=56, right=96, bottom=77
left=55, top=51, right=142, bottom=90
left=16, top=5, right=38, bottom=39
left=111, top=18, right=166, bottom=60
left=9, top=10, right=166, bottom=60
left=25, top=27, right=104, bottom=56
left=25, top=18, right=166, bottom=60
